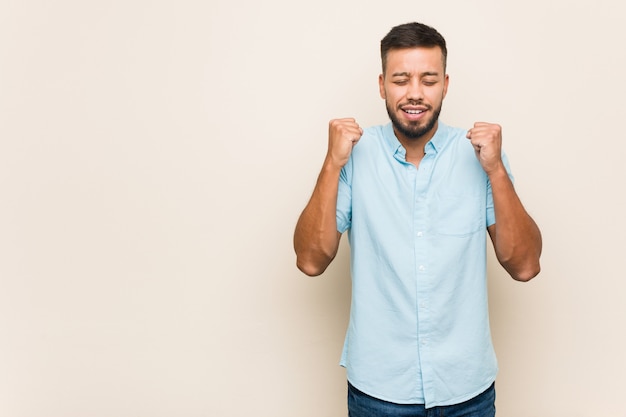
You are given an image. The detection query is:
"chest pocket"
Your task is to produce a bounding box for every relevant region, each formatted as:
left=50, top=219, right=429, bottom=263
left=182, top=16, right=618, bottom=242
left=432, top=193, right=484, bottom=237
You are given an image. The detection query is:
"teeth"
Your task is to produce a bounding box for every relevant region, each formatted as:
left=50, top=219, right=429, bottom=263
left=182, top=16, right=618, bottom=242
left=405, top=109, right=423, bottom=114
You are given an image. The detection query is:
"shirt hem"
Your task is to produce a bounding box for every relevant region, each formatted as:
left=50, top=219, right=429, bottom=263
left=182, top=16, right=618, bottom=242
left=424, top=378, right=497, bottom=409
left=345, top=376, right=496, bottom=408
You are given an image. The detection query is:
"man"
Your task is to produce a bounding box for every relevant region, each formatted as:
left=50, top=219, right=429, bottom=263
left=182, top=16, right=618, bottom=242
left=293, top=22, right=542, bottom=416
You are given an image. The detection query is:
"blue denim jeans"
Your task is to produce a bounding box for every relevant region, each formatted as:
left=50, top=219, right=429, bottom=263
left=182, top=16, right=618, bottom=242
left=347, top=382, right=496, bottom=417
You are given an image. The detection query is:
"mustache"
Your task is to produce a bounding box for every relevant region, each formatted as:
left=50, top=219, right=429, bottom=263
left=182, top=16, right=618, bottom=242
left=400, top=100, right=431, bottom=109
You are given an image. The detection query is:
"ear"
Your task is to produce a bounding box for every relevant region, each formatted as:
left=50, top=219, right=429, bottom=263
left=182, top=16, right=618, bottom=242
left=442, top=73, right=449, bottom=99
left=378, top=73, right=386, bottom=99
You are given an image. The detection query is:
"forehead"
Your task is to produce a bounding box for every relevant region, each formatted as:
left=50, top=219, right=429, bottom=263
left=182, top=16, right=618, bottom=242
left=384, top=47, right=445, bottom=75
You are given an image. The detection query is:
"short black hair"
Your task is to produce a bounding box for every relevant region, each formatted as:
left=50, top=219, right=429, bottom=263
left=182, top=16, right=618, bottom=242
left=380, top=22, right=448, bottom=74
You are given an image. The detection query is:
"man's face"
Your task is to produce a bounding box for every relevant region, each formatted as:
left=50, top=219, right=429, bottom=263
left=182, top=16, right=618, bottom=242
left=379, top=47, right=449, bottom=142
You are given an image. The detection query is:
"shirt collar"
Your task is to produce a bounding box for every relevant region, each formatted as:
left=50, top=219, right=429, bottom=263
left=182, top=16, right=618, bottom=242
left=383, top=122, right=451, bottom=159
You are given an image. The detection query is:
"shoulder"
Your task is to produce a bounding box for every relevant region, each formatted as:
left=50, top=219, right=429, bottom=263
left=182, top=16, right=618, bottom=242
left=439, top=122, right=470, bottom=142
left=361, top=124, right=387, bottom=142
left=342, top=124, right=390, bottom=177
left=355, top=123, right=394, bottom=152
left=349, top=124, right=387, bottom=157
left=433, top=122, right=474, bottom=156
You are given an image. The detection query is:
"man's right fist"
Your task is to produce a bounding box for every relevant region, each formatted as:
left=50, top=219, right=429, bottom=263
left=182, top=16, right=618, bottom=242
left=327, top=118, right=363, bottom=168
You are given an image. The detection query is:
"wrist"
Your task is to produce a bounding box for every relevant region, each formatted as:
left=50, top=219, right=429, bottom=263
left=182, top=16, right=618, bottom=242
left=323, top=154, right=347, bottom=172
left=486, top=162, right=509, bottom=182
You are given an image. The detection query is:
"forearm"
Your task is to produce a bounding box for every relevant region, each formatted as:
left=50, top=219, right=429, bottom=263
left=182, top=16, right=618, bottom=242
left=489, top=165, right=542, bottom=281
left=294, top=160, right=343, bottom=276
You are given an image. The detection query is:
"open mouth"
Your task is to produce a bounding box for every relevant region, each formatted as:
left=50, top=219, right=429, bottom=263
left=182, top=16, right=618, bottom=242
left=401, top=106, right=428, bottom=119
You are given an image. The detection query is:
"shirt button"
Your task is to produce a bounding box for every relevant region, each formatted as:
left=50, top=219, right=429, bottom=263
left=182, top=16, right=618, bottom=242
left=419, top=265, right=426, bottom=271
left=417, top=231, right=423, bottom=237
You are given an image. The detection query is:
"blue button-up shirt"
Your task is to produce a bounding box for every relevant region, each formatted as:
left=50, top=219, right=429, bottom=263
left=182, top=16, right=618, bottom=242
left=336, top=122, right=512, bottom=408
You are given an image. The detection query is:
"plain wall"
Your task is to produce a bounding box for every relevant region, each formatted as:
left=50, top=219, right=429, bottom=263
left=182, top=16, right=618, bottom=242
left=1, top=0, right=625, bottom=416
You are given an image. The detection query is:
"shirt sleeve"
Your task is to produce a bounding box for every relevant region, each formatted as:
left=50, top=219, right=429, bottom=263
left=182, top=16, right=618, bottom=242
left=486, top=152, right=514, bottom=227
left=336, top=157, right=352, bottom=233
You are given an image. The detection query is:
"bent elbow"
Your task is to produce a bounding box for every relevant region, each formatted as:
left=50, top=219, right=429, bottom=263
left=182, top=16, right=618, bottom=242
left=297, top=259, right=322, bottom=277
left=294, top=239, right=339, bottom=277
left=510, top=262, right=541, bottom=282
left=296, top=254, right=333, bottom=277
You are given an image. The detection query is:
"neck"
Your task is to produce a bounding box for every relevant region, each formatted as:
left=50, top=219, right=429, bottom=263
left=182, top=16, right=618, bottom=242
left=394, top=121, right=438, bottom=160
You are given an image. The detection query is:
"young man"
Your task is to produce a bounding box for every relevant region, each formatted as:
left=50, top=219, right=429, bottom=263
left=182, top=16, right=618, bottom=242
left=293, top=22, right=542, bottom=416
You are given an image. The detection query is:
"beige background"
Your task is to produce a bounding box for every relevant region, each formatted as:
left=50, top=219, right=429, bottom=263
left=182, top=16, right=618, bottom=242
left=1, top=0, right=625, bottom=416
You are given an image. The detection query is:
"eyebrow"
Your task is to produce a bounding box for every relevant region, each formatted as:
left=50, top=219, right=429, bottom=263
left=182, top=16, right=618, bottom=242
left=391, top=71, right=440, bottom=78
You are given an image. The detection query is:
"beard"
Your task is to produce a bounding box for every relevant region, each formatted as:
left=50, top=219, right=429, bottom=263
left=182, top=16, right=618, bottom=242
left=386, top=100, right=442, bottom=140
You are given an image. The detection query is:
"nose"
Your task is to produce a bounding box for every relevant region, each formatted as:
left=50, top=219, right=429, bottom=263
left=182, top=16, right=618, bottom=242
left=406, top=79, right=424, bottom=102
